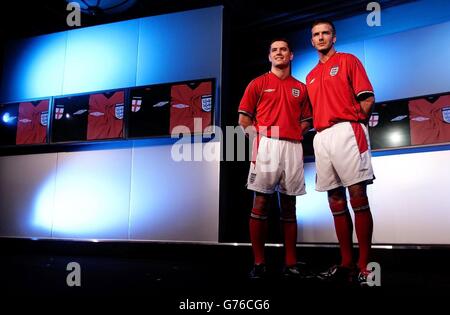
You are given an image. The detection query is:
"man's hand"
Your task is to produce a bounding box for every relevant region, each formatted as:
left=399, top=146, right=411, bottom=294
left=238, top=113, right=256, bottom=138
left=300, top=120, right=312, bottom=135
left=359, top=95, right=375, bottom=125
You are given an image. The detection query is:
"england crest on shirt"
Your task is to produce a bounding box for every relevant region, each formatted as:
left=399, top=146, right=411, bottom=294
left=330, top=66, right=339, bottom=76
left=442, top=107, right=450, bottom=123
left=55, top=106, right=64, bottom=120
left=131, top=97, right=142, bottom=112
left=115, top=103, right=124, bottom=119
left=292, top=88, right=300, bottom=97
left=369, top=112, right=379, bottom=127
left=40, top=111, right=48, bottom=126
left=201, top=95, right=212, bottom=112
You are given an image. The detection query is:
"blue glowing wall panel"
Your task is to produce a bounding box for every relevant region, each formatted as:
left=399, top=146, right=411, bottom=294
left=136, top=6, right=223, bottom=85
left=0, top=154, right=57, bottom=237
left=129, top=141, right=220, bottom=242
left=52, top=149, right=132, bottom=239
left=331, top=0, right=450, bottom=44
left=0, top=32, right=67, bottom=102
left=365, top=21, right=450, bottom=101
left=62, top=20, right=139, bottom=95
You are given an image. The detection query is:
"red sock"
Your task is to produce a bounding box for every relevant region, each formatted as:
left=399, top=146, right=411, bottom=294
left=329, top=199, right=354, bottom=267
left=249, top=208, right=268, bottom=265
left=283, top=220, right=297, bottom=266
left=354, top=209, right=373, bottom=270
left=351, top=196, right=373, bottom=270
left=333, top=211, right=354, bottom=267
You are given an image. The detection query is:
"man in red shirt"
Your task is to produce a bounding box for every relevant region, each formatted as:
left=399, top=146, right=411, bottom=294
left=238, top=38, right=312, bottom=279
left=306, top=20, right=375, bottom=286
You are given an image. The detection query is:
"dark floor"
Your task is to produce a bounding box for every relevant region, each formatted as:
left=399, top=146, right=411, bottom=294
left=2, top=238, right=449, bottom=310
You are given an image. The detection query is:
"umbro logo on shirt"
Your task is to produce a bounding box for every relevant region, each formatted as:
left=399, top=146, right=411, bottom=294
left=263, top=89, right=276, bottom=93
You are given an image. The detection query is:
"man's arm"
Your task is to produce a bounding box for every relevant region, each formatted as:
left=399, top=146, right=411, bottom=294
left=300, top=120, right=311, bottom=135
left=238, top=113, right=256, bottom=137
left=358, top=95, right=375, bottom=124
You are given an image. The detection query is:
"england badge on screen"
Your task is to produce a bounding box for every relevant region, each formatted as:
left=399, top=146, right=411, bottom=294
left=292, top=88, right=300, bottom=97
left=201, top=95, right=212, bottom=112
left=55, top=106, right=64, bottom=120
left=115, top=103, right=124, bottom=119
left=131, top=97, right=142, bottom=112
left=330, top=66, right=339, bottom=76
left=369, top=112, right=379, bottom=127
left=40, top=111, right=48, bottom=126
left=442, top=107, right=450, bottom=123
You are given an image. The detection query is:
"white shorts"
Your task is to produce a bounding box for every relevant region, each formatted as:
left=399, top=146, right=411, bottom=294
left=247, top=136, right=306, bottom=196
left=313, top=122, right=375, bottom=192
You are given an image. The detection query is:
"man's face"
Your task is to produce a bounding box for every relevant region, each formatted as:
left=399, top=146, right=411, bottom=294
left=311, top=23, right=336, bottom=52
left=268, top=41, right=293, bottom=69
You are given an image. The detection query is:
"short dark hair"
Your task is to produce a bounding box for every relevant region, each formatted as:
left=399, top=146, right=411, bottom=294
left=311, top=19, right=336, bottom=36
left=269, top=38, right=292, bottom=52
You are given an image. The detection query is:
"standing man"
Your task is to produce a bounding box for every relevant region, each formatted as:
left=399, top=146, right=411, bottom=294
left=238, top=38, right=312, bottom=278
left=306, top=20, right=375, bottom=285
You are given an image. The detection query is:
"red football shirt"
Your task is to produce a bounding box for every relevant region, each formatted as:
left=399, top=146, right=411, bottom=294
left=170, top=81, right=212, bottom=134
left=238, top=72, right=312, bottom=141
left=87, top=91, right=124, bottom=140
left=16, top=100, right=49, bottom=145
left=409, top=95, right=450, bottom=145
left=306, top=52, right=374, bottom=131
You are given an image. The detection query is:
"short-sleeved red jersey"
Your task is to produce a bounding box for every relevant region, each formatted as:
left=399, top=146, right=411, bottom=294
left=87, top=91, right=124, bottom=140
left=238, top=72, right=312, bottom=141
left=306, top=52, right=374, bottom=131
left=409, top=95, right=450, bottom=145
left=16, top=100, right=49, bottom=145
left=170, top=81, right=212, bottom=134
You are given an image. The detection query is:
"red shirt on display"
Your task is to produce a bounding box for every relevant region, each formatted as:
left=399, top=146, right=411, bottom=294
left=87, top=91, right=124, bottom=140
left=16, top=100, right=49, bottom=145
left=170, top=81, right=212, bottom=134
left=409, top=95, right=450, bottom=145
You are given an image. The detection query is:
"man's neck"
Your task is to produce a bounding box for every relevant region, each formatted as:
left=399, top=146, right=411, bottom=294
left=271, top=66, right=290, bottom=80
left=318, top=47, right=336, bottom=63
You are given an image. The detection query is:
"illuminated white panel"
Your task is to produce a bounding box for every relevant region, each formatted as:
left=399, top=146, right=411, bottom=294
left=129, top=141, right=220, bottom=242
left=365, top=21, right=450, bottom=101
left=52, top=148, right=132, bottom=239
left=136, top=6, right=223, bottom=85
left=370, top=150, right=450, bottom=244
left=0, top=32, right=67, bottom=102
left=0, top=154, right=57, bottom=237
left=296, top=163, right=337, bottom=243
left=62, top=20, right=139, bottom=95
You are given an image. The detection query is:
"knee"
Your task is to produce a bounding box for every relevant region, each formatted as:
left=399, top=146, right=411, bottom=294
left=328, top=199, right=349, bottom=216
left=281, top=206, right=296, bottom=223
left=350, top=196, right=370, bottom=213
left=250, top=207, right=269, bottom=220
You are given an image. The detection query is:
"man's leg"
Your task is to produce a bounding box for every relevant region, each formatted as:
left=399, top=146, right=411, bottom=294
left=348, top=183, right=373, bottom=271
left=328, top=186, right=354, bottom=268
left=279, top=193, right=297, bottom=267
left=250, top=192, right=271, bottom=265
